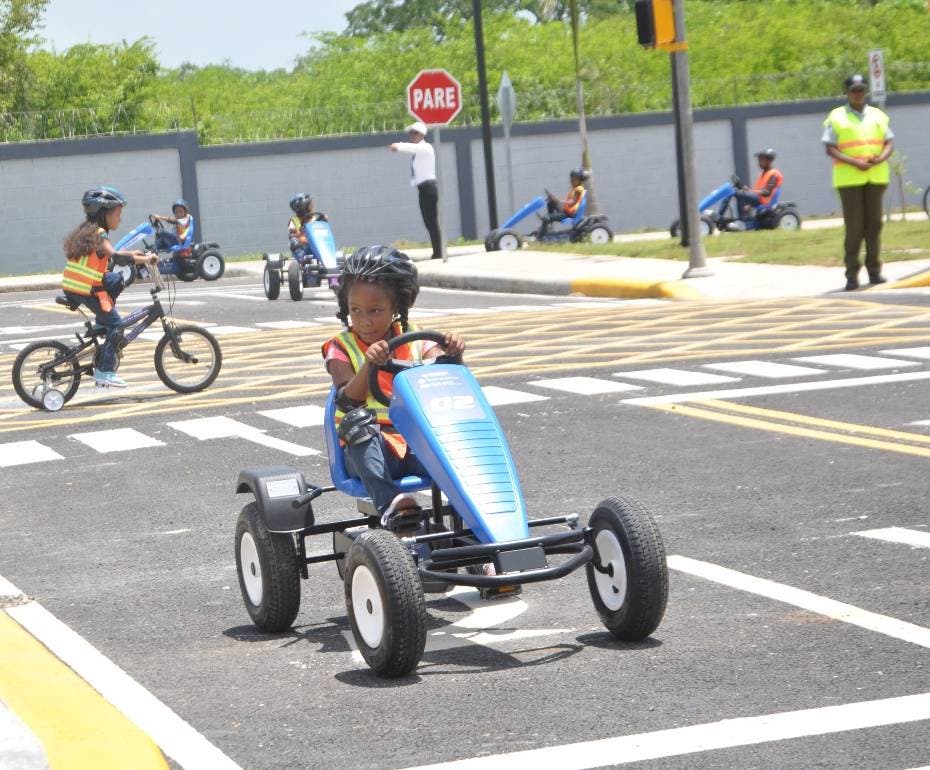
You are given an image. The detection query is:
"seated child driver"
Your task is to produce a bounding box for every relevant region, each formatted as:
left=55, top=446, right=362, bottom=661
left=541, top=168, right=588, bottom=234
left=287, top=193, right=328, bottom=263
left=152, top=199, right=193, bottom=254
left=322, top=245, right=465, bottom=525
left=61, top=186, right=157, bottom=387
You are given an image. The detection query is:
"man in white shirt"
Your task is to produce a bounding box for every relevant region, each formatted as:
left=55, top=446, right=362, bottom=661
left=389, top=121, right=442, bottom=259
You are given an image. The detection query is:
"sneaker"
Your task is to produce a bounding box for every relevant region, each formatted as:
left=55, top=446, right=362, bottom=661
left=844, top=279, right=860, bottom=291
left=93, top=369, right=128, bottom=388
left=868, top=275, right=887, bottom=285
left=725, top=220, right=747, bottom=232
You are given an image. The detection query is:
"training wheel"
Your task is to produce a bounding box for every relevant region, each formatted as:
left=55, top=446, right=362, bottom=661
left=42, top=388, right=65, bottom=412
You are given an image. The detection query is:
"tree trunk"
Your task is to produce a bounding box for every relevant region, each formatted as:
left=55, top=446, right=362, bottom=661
left=570, top=0, right=598, bottom=213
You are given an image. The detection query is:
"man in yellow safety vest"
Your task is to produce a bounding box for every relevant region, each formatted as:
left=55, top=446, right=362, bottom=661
left=822, top=74, right=894, bottom=291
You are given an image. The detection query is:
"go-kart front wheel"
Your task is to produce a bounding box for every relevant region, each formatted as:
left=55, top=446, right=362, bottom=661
left=670, top=215, right=715, bottom=239
left=235, top=502, right=301, bottom=632
left=287, top=261, right=304, bottom=301
left=586, top=497, right=668, bottom=641
left=345, top=529, right=426, bottom=677
left=492, top=229, right=522, bottom=252
left=263, top=264, right=281, bottom=300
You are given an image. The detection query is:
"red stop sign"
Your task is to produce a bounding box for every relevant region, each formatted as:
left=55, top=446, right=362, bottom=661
left=407, top=69, right=462, bottom=127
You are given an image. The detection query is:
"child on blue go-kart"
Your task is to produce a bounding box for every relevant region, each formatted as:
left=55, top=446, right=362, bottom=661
left=288, top=193, right=328, bottom=265
left=152, top=198, right=194, bottom=255
left=729, top=148, right=785, bottom=230
left=539, top=168, right=588, bottom=235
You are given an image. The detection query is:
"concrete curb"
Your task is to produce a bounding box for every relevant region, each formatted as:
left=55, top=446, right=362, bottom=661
left=569, top=276, right=702, bottom=300
left=880, top=265, right=930, bottom=291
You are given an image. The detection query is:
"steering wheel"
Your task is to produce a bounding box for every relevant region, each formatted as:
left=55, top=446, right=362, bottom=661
left=310, top=212, right=329, bottom=222
left=544, top=188, right=554, bottom=199
left=148, top=214, right=164, bottom=230
left=730, top=175, right=745, bottom=190
left=367, top=330, right=463, bottom=407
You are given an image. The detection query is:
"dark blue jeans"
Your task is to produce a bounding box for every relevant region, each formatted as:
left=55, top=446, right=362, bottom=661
left=345, top=434, right=428, bottom=514
left=65, top=272, right=125, bottom=372
left=155, top=230, right=179, bottom=252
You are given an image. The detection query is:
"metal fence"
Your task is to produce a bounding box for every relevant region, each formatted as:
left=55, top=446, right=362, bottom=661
left=3, top=62, right=929, bottom=145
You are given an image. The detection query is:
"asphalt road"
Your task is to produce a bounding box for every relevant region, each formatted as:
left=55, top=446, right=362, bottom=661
left=1, top=277, right=929, bottom=769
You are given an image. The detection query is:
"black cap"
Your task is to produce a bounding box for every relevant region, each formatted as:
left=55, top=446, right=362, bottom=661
left=845, top=74, right=868, bottom=91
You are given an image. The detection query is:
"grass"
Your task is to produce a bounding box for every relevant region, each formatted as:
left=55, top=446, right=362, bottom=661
left=534, top=219, right=930, bottom=266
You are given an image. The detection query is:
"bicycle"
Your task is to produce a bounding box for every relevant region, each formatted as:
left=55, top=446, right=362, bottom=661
left=923, top=184, right=929, bottom=220
left=12, top=263, right=222, bottom=411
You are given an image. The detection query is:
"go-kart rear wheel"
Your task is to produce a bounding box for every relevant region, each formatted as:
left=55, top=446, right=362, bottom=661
left=197, top=249, right=225, bottom=281
left=586, top=496, right=668, bottom=641
left=287, top=260, right=304, bottom=301
left=670, top=216, right=715, bottom=239
left=494, top=229, right=522, bottom=251
left=774, top=210, right=802, bottom=231
left=484, top=230, right=497, bottom=252
left=263, top=264, right=281, bottom=300
left=235, top=502, right=301, bottom=632
left=345, top=529, right=426, bottom=677
left=587, top=224, right=614, bottom=244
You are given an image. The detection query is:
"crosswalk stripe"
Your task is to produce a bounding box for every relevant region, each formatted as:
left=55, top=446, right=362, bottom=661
left=879, top=347, right=930, bottom=360
left=198, top=325, right=257, bottom=336
left=853, top=527, right=930, bottom=549
left=531, top=376, right=642, bottom=395
left=167, top=416, right=318, bottom=456
left=702, top=360, right=826, bottom=378
left=69, top=429, right=165, bottom=454
left=0, top=440, right=63, bottom=468
left=258, top=405, right=326, bottom=427
left=615, top=368, right=740, bottom=386
left=481, top=386, right=549, bottom=407
left=793, top=354, right=921, bottom=370
left=255, top=320, right=319, bottom=329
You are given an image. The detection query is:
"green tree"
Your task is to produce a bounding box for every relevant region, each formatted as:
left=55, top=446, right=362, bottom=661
left=0, top=0, right=48, bottom=111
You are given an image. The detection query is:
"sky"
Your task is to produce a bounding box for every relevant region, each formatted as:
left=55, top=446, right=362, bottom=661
left=38, top=0, right=360, bottom=71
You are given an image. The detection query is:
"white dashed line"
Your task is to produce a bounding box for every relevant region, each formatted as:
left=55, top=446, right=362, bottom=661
left=0, top=441, right=64, bottom=468
left=793, top=354, right=920, bottom=370
left=167, top=416, right=319, bottom=456
left=615, top=368, right=740, bottom=386
left=852, top=527, right=930, bottom=549
left=69, top=429, right=165, bottom=454
left=258, top=405, right=326, bottom=428
left=531, top=376, right=642, bottom=395
left=702, top=360, right=825, bottom=378
left=481, top=386, right=550, bottom=406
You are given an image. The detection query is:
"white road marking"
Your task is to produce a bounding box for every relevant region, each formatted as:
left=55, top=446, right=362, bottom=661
left=531, top=376, right=642, bottom=395
left=668, top=555, right=930, bottom=648
left=793, top=353, right=920, bottom=370
left=402, top=692, right=930, bottom=770
left=488, top=304, right=559, bottom=312
left=615, top=368, right=740, bottom=386
left=0, top=323, right=80, bottom=336
left=258, top=405, right=326, bottom=428
left=481, top=386, right=550, bottom=406
left=314, top=316, right=342, bottom=325
left=0, top=700, right=48, bottom=770
left=702, top=360, right=826, bottom=378
left=0, top=441, right=63, bottom=468
left=208, top=292, right=267, bottom=302
left=69, top=428, right=165, bottom=454
left=880, top=347, right=930, bottom=360
left=167, top=416, right=318, bottom=456
left=910, top=419, right=930, bottom=427
left=254, top=320, right=319, bottom=329
left=198, top=325, right=257, bottom=336
left=2, top=574, right=242, bottom=770
left=853, top=527, right=930, bottom=549
left=621, top=370, right=930, bottom=406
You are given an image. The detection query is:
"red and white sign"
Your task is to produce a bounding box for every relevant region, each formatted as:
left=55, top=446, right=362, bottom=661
left=868, top=49, right=886, bottom=103
left=407, top=69, right=462, bottom=127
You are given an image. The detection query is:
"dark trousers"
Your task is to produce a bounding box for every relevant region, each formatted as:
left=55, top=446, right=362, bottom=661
left=417, top=180, right=443, bottom=259
left=838, top=183, right=887, bottom=282
left=65, top=272, right=126, bottom=372
left=345, top=434, right=428, bottom=514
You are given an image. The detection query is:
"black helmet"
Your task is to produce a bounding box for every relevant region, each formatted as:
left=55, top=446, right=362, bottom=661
left=289, top=192, right=313, bottom=216
left=754, top=148, right=777, bottom=159
left=570, top=168, right=589, bottom=181
left=342, top=245, right=417, bottom=284
left=82, top=186, right=127, bottom=216
left=172, top=198, right=189, bottom=213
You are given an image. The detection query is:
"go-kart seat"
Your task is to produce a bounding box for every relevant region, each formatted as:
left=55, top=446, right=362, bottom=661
left=754, top=187, right=782, bottom=216
left=323, top=388, right=432, bottom=498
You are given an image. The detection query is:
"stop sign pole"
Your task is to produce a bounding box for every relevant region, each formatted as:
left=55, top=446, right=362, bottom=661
left=407, top=69, right=462, bottom=263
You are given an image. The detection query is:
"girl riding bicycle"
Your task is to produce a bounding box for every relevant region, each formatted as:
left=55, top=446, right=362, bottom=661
left=62, top=186, right=156, bottom=387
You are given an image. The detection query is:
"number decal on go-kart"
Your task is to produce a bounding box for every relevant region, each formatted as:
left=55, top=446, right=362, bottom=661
left=429, top=395, right=476, bottom=412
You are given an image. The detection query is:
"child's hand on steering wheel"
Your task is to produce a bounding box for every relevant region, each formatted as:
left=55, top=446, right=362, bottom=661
left=364, top=340, right=390, bottom=367
left=441, top=332, right=465, bottom=359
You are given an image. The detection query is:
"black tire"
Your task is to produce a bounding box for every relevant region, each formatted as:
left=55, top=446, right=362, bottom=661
left=775, top=209, right=802, bottom=231
left=154, top=325, right=222, bottom=394
left=494, top=229, right=523, bottom=251
left=344, top=529, right=426, bottom=677
left=288, top=260, right=304, bottom=301
left=12, top=340, right=82, bottom=410
left=178, top=269, right=197, bottom=282
left=923, top=185, right=930, bottom=220
left=264, top=264, right=281, bottom=300
left=235, top=502, right=301, bottom=632
left=197, top=249, right=225, bottom=281
left=484, top=231, right=497, bottom=252
left=586, top=496, right=668, bottom=641
left=670, top=217, right=714, bottom=239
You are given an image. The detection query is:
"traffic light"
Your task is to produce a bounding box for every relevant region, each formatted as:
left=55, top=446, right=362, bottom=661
left=634, top=0, right=677, bottom=50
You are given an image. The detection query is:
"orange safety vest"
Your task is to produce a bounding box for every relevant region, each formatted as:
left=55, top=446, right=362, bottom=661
left=62, top=227, right=108, bottom=296
left=322, top=322, right=423, bottom=457
left=563, top=185, right=586, bottom=216
left=289, top=216, right=309, bottom=245
left=752, top=168, right=784, bottom=206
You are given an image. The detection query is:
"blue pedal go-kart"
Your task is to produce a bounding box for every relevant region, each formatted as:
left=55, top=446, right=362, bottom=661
left=114, top=215, right=225, bottom=282
left=485, top=189, right=614, bottom=252
left=262, top=214, right=341, bottom=301
left=669, top=175, right=802, bottom=238
left=233, top=330, right=668, bottom=677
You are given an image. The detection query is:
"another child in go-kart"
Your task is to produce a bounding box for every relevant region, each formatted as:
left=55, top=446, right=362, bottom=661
left=61, top=186, right=157, bottom=388
left=322, top=246, right=465, bottom=526
left=288, top=192, right=328, bottom=262
left=541, top=167, right=588, bottom=234
left=152, top=198, right=194, bottom=255
left=732, top=148, right=784, bottom=227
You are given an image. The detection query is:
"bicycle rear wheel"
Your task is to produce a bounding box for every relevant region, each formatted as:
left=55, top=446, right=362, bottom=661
left=12, top=340, right=82, bottom=409
left=154, top=325, right=222, bottom=394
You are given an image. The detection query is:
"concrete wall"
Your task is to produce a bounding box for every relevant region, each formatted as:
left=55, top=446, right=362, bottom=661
left=1, top=91, right=928, bottom=276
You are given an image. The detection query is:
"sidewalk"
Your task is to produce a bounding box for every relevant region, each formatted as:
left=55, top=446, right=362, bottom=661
left=4, top=228, right=930, bottom=301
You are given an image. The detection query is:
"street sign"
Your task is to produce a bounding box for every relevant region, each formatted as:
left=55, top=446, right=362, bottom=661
left=869, top=49, right=886, bottom=106
left=496, top=71, right=516, bottom=130
left=406, top=69, right=463, bottom=127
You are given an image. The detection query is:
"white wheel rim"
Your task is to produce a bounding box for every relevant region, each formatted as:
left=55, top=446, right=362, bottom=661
left=779, top=215, right=799, bottom=230
left=701, top=221, right=712, bottom=236
left=31, top=384, right=46, bottom=399
left=594, top=529, right=628, bottom=611
left=43, top=389, right=64, bottom=411
left=590, top=228, right=610, bottom=244
left=263, top=269, right=271, bottom=292
left=202, top=256, right=221, bottom=277
left=499, top=234, right=519, bottom=251
left=239, top=532, right=263, bottom=606
left=351, top=565, right=385, bottom=648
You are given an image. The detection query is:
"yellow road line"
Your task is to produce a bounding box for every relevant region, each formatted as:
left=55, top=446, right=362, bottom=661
left=0, top=611, right=167, bottom=770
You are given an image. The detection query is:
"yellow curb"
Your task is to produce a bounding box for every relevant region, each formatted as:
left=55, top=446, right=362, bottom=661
left=570, top=277, right=702, bottom=300
left=0, top=611, right=168, bottom=770
left=874, top=267, right=930, bottom=290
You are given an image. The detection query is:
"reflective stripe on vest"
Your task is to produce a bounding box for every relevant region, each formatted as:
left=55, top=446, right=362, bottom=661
left=826, top=105, right=890, bottom=188
left=62, top=227, right=108, bottom=296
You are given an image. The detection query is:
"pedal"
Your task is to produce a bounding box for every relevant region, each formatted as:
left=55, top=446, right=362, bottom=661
left=479, top=584, right=522, bottom=601
left=385, top=508, right=422, bottom=534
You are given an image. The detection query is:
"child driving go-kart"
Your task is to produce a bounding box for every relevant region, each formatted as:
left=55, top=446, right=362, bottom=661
left=152, top=198, right=194, bottom=255
left=540, top=168, right=588, bottom=236
left=729, top=148, right=785, bottom=230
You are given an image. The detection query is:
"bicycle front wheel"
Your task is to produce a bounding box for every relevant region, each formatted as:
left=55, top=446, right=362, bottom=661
left=12, top=340, right=82, bottom=409
left=154, top=325, right=222, bottom=394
